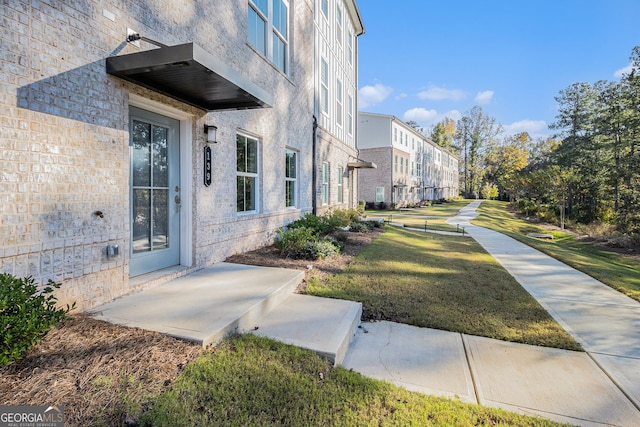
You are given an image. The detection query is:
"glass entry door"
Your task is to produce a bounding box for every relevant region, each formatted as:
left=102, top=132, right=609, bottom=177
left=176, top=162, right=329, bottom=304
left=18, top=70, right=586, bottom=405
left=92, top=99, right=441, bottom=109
left=129, top=107, right=180, bottom=277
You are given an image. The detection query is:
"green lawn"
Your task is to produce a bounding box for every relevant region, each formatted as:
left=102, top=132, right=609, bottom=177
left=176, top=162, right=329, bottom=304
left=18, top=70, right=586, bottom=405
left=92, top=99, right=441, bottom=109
left=139, top=334, right=568, bottom=427
left=473, top=200, right=640, bottom=302
left=306, top=226, right=581, bottom=351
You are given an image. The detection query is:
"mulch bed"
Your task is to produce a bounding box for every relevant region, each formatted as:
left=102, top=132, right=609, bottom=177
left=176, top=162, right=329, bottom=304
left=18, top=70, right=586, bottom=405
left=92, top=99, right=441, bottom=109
left=0, top=315, right=202, bottom=426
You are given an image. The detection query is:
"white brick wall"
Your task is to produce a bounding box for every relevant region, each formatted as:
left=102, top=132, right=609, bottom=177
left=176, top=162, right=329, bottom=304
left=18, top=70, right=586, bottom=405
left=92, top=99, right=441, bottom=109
left=0, top=0, right=327, bottom=311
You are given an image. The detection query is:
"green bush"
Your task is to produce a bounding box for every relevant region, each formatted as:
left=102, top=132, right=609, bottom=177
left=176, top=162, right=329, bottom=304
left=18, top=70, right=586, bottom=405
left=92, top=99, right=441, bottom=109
left=1, top=273, right=75, bottom=366
left=274, top=226, right=317, bottom=258
left=302, top=237, right=342, bottom=260
left=349, top=220, right=374, bottom=233
left=287, top=214, right=325, bottom=233
left=288, top=210, right=361, bottom=236
left=275, top=226, right=344, bottom=260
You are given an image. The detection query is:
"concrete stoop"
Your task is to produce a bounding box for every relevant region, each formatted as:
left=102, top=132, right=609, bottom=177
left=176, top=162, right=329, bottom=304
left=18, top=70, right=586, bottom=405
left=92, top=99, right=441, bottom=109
left=251, top=294, right=362, bottom=366
left=90, top=262, right=362, bottom=365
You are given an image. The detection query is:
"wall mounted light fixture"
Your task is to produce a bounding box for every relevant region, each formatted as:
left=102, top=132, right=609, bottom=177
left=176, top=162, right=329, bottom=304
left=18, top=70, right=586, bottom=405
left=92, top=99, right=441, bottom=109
left=204, top=124, right=217, bottom=143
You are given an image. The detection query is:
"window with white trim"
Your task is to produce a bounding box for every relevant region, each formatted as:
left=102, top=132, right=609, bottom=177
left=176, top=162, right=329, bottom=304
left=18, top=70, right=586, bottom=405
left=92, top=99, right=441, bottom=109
left=321, top=0, right=328, bottom=17
left=347, top=94, right=353, bottom=135
left=248, top=0, right=289, bottom=73
left=322, top=162, right=329, bottom=205
left=320, top=58, right=329, bottom=114
left=347, top=29, right=354, bottom=65
left=336, top=4, right=343, bottom=46
left=337, top=166, right=343, bottom=203
left=237, top=133, right=260, bottom=213
left=336, top=78, right=343, bottom=127
left=285, top=149, right=297, bottom=208
left=376, top=187, right=384, bottom=203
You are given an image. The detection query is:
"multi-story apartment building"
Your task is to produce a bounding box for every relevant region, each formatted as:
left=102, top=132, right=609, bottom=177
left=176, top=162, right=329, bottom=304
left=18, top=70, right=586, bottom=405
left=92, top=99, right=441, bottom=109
left=0, top=0, right=364, bottom=311
left=314, top=0, right=364, bottom=214
left=357, top=112, right=459, bottom=207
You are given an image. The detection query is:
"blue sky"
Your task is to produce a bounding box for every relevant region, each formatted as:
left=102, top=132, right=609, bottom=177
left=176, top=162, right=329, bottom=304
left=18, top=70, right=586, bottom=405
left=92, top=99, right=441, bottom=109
left=356, top=0, right=640, bottom=140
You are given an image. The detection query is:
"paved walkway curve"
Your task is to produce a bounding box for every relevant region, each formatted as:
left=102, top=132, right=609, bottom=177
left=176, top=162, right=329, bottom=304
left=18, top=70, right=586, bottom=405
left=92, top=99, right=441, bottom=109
left=447, top=201, right=640, bottom=410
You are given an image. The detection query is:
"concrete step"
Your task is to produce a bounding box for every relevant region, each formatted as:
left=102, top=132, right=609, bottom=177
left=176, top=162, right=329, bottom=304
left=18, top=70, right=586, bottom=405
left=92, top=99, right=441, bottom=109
left=251, top=294, right=362, bottom=366
left=90, top=263, right=304, bottom=348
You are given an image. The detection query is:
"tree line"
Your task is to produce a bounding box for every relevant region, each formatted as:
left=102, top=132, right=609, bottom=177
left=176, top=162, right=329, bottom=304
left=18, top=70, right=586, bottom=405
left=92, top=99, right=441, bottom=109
left=430, top=46, right=639, bottom=235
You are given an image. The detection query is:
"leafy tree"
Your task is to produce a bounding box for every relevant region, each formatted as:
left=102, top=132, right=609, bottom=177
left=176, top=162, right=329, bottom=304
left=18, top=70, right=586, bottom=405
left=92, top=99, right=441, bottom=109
left=485, top=132, right=530, bottom=200
left=480, top=182, right=499, bottom=200
left=550, top=82, right=601, bottom=221
left=455, top=106, right=502, bottom=198
left=430, top=122, right=446, bottom=148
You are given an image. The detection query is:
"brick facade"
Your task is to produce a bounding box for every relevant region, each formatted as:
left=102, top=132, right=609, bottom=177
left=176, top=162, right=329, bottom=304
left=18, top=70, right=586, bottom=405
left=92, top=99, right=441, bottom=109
left=1, top=0, right=363, bottom=311
left=357, top=112, right=460, bottom=207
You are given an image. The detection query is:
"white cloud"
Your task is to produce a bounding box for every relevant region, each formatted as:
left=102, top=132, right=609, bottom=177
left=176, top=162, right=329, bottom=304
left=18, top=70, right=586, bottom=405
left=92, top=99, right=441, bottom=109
left=444, top=109, right=463, bottom=122
left=614, top=63, right=634, bottom=79
left=474, top=90, right=494, bottom=104
left=503, top=120, right=548, bottom=138
left=358, top=84, right=393, bottom=109
left=402, top=108, right=463, bottom=129
left=417, top=86, right=465, bottom=101
left=403, top=107, right=438, bottom=123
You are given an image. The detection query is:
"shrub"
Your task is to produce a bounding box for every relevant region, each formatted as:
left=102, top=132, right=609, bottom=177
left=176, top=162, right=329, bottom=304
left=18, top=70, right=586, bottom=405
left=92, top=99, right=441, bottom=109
left=326, top=208, right=360, bottom=229
left=349, top=220, right=374, bottom=233
left=287, top=214, right=324, bottom=233
left=302, top=237, right=342, bottom=260
left=274, top=226, right=317, bottom=258
left=1, top=274, right=74, bottom=366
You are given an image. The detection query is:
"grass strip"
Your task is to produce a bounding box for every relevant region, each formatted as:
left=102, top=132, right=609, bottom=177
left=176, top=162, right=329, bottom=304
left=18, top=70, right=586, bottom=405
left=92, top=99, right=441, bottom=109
left=306, top=226, right=581, bottom=351
left=472, top=201, right=640, bottom=302
left=139, top=334, right=568, bottom=427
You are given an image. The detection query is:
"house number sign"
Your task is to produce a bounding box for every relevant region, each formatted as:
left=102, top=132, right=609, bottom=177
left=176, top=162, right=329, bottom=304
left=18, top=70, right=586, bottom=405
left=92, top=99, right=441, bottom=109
left=204, top=145, right=212, bottom=186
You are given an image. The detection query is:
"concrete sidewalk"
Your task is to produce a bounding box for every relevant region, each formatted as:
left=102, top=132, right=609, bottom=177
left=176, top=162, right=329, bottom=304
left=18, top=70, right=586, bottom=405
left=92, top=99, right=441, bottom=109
left=344, top=321, right=640, bottom=426
left=445, top=201, right=640, bottom=418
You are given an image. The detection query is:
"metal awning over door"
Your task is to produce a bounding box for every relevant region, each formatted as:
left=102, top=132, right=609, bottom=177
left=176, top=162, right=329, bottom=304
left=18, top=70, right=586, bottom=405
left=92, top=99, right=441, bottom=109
left=106, top=42, right=273, bottom=111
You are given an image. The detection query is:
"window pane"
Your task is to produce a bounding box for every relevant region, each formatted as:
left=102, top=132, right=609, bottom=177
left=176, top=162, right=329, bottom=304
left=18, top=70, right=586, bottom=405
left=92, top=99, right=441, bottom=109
left=246, top=138, right=258, bottom=173
left=132, top=121, right=151, bottom=187
left=337, top=167, right=343, bottom=203
left=273, top=0, right=287, bottom=38
left=336, top=5, right=343, bottom=45
left=245, top=177, right=255, bottom=211
left=237, top=135, right=246, bottom=172
left=322, top=162, right=329, bottom=204
left=132, top=189, right=151, bottom=253
left=321, top=59, right=328, bottom=113
left=152, top=189, right=168, bottom=250
left=248, top=6, right=266, bottom=55
left=286, top=151, right=296, bottom=178
left=321, top=0, right=328, bottom=17
left=273, top=33, right=286, bottom=73
left=152, top=125, right=168, bottom=188
left=286, top=180, right=295, bottom=207
left=336, top=79, right=342, bottom=126
left=252, top=0, right=268, bottom=16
